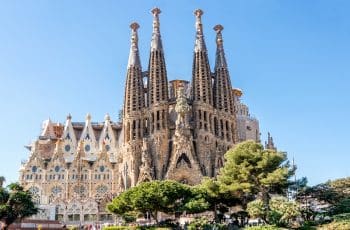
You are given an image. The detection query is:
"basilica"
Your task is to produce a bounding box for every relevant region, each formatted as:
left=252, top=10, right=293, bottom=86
left=19, top=8, right=267, bottom=224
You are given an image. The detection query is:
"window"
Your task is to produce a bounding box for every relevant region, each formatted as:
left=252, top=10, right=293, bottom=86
left=32, top=166, right=37, bottom=173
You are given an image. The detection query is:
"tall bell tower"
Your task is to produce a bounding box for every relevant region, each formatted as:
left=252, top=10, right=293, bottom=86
left=191, top=10, right=216, bottom=176
left=146, top=8, right=170, bottom=179
left=122, top=22, right=145, bottom=187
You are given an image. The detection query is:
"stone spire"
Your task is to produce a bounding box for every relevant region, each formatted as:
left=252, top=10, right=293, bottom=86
left=213, top=25, right=234, bottom=115
left=194, top=9, right=206, bottom=52
left=123, top=22, right=145, bottom=142
left=265, top=132, right=277, bottom=151
left=214, top=24, right=227, bottom=69
left=150, top=7, right=163, bottom=51
left=147, top=7, right=169, bottom=134
left=128, top=22, right=141, bottom=68
left=148, top=7, right=168, bottom=105
left=192, top=9, right=213, bottom=105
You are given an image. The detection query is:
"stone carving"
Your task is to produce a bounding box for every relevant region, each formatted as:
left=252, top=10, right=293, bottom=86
left=175, top=87, right=190, bottom=130
left=137, top=138, right=153, bottom=183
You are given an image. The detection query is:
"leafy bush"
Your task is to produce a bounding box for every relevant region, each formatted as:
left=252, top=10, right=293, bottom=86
left=186, top=217, right=228, bottom=230
left=103, top=227, right=172, bottom=230
left=103, top=227, right=132, bottom=230
left=68, top=226, right=78, bottom=230
left=247, top=197, right=301, bottom=228
left=298, top=221, right=317, bottom=230
left=187, top=217, right=211, bottom=230
left=333, top=212, right=350, bottom=221
left=244, top=225, right=281, bottom=230
left=318, top=220, right=350, bottom=230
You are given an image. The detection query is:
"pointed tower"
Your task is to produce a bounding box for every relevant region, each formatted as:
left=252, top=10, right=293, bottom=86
left=62, top=114, right=77, bottom=163
left=191, top=9, right=214, bottom=136
left=265, top=132, right=277, bottom=151
left=192, top=9, right=213, bottom=106
left=144, top=8, right=170, bottom=180
left=80, top=113, right=98, bottom=161
left=147, top=7, right=169, bottom=134
left=190, top=9, right=215, bottom=177
left=99, top=114, right=117, bottom=163
left=122, top=22, right=146, bottom=188
left=123, top=22, right=145, bottom=143
left=40, top=119, right=56, bottom=139
left=213, top=25, right=236, bottom=143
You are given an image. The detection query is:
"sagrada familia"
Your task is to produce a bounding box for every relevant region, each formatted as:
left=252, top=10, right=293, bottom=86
left=19, top=8, right=274, bottom=224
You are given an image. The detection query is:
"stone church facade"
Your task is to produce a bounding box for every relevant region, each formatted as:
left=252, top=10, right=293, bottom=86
left=19, top=8, right=266, bottom=224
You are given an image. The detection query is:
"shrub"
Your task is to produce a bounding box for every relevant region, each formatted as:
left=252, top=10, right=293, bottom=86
left=244, top=225, right=281, bottom=230
left=298, top=221, right=317, bottom=230
left=333, top=212, right=350, bottom=221
left=186, top=217, right=228, bottom=230
left=103, top=227, right=135, bottom=230
left=318, top=220, right=350, bottom=230
left=102, top=227, right=172, bottom=230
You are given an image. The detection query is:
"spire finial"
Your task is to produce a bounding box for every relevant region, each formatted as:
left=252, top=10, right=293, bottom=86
left=151, top=7, right=161, bottom=16
left=214, top=24, right=227, bottom=68
left=150, top=7, right=163, bottom=51
left=130, top=22, right=140, bottom=31
left=194, top=9, right=203, bottom=17
left=67, top=113, right=72, bottom=120
left=128, top=22, right=141, bottom=67
left=214, top=24, right=224, bottom=46
left=193, top=9, right=207, bottom=52
left=130, top=22, right=140, bottom=45
left=151, top=8, right=161, bottom=33
left=86, top=113, right=91, bottom=121
left=105, top=113, right=110, bottom=121
left=214, top=24, right=224, bottom=33
left=194, top=9, right=204, bottom=33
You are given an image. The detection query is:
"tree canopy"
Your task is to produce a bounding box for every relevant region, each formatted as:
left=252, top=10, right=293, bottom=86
left=247, top=196, right=300, bottom=227
left=296, top=177, right=350, bottom=217
left=0, top=177, right=5, bottom=188
left=217, top=141, right=295, bottom=207
left=188, top=177, right=241, bottom=222
left=107, top=180, right=193, bottom=223
left=0, top=183, right=38, bottom=230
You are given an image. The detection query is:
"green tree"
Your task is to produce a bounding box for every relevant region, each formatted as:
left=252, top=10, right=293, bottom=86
left=296, top=182, right=343, bottom=219
left=0, top=183, right=38, bottom=230
left=269, top=196, right=300, bottom=227
left=187, top=178, right=240, bottom=223
left=247, top=196, right=301, bottom=227
left=0, top=177, right=5, bottom=188
left=218, top=141, right=295, bottom=209
left=332, top=198, right=350, bottom=215
left=107, top=180, right=192, bottom=223
left=247, top=199, right=265, bottom=220
left=329, top=177, right=350, bottom=196
left=106, top=188, right=134, bottom=223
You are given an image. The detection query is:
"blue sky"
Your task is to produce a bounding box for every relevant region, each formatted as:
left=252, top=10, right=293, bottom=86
left=0, top=0, right=349, bottom=186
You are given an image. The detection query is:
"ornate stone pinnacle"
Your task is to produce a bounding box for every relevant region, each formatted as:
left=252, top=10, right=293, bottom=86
left=151, top=7, right=161, bottom=16
left=214, top=24, right=224, bottom=33
left=233, top=88, right=243, bottom=97
left=86, top=113, right=91, bottom=121
left=194, top=9, right=203, bottom=17
left=67, top=113, right=72, bottom=120
left=130, top=22, right=140, bottom=31
left=214, top=24, right=224, bottom=46
left=105, top=113, right=110, bottom=121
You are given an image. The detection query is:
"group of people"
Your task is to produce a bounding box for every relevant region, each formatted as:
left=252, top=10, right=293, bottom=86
left=62, top=223, right=103, bottom=230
